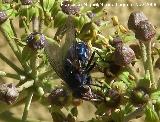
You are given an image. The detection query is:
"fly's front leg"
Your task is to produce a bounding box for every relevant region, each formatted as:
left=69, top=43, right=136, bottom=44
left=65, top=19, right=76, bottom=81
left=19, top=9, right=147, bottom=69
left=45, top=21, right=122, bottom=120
left=86, top=51, right=96, bottom=72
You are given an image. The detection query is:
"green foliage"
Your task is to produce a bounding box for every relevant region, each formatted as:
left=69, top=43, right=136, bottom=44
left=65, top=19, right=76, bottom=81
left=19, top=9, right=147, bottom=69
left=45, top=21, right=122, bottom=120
left=145, top=105, right=159, bottom=122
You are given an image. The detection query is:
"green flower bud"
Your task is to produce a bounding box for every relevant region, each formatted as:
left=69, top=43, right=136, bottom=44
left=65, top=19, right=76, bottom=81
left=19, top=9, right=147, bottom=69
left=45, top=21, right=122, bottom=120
left=130, top=86, right=149, bottom=106
left=54, top=11, right=67, bottom=28
left=105, top=89, right=122, bottom=108
left=111, top=16, right=119, bottom=26
left=111, top=81, right=127, bottom=94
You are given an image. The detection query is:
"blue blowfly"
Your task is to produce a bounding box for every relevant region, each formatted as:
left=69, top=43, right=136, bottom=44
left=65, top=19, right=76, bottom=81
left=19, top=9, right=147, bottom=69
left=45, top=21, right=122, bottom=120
left=44, top=16, right=103, bottom=101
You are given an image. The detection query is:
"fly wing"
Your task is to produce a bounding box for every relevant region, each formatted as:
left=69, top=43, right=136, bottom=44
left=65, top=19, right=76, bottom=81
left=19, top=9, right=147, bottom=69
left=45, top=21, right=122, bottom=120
left=44, top=39, right=66, bottom=80
left=58, top=16, right=76, bottom=61
left=44, top=16, right=76, bottom=80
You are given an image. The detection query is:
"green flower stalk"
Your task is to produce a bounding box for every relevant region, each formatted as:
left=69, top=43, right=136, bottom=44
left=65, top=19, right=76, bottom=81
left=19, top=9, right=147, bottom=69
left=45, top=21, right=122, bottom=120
left=128, top=11, right=156, bottom=89
left=21, top=91, right=33, bottom=122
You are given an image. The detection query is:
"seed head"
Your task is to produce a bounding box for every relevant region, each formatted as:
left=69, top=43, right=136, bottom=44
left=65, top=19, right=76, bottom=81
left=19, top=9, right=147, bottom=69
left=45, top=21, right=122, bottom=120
left=48, top=88, right=71, bottom=107
left=0, top=83, right=19, bottom=104
left=26, top=32, right=46, bottom=50
left=0, top=11, right=7, bottom=24
left=114, top=45, right=135, bottom=66
left=2, top=0, right=13, bottom=3
left=111, top=36, right=123, bottom=48
left=135, top=20, right=156, bottom=41
left=128, top=11, right=148, bottom=32
left=21, top=0, right=33, bottom=5
left=128, top=11, right=156, bottom=41
left=61, top=1, right=80, bottom=15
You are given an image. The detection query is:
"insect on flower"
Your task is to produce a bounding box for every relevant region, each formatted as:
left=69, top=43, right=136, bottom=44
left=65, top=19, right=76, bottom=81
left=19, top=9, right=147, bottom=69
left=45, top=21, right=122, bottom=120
left=44, top=16, right=103, bottom=101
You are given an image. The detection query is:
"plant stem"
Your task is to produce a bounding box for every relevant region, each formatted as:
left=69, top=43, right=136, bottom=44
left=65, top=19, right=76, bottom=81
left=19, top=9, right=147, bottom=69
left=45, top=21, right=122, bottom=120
left=9, top=19, right=18, bottom=38
left=9, top=20, right=30, bottom=71
left=139, top=41, right=147, bottom=73
left=126, top=64, right=138, bottom=82
left=17, top=80, right=34, bottom=92
left=0, top=53, right=24, bottom=74
left=30, top=53, right=38, bottom=80
left=22, top=20, right=30, bottom=34
left=39, top=9, right=44, bottom=33
left=21, top=91, right=33, bottom=122
left=124, top=107, right=144, bottom=122
left=0, top=24, right=30, bottom=72
left=0, top=24, right=21, bottom=61
left=9, top=19, right=21, bottom=53
left=38, top=70, right=56, bottom=80
left=145, top=41, right=155, bottom=89
left=50, top=106, right=66, bottom=122
left=32, top=16, right=39, bottom=32
left=0, top=71, right=26, bottom=80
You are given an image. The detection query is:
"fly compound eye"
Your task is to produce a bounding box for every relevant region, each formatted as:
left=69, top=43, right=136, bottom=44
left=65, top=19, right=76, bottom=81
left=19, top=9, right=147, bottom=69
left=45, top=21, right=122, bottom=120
left=83, top=80, right=87, bottom=85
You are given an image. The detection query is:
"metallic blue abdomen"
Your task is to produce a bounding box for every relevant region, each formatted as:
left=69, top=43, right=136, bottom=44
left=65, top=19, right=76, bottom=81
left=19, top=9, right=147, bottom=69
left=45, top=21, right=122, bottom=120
left=64, top=42, right=91, bottom=89
left=76, top=42, right=90, bottom=63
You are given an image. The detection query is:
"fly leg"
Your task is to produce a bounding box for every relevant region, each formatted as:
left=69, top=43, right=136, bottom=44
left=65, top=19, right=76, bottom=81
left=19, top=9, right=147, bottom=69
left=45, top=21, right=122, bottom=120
left=81, top=86, right=104, bottom=101
left=86, top=51, right=96, bottom=72
left=95, top=50, right=106, bottom=62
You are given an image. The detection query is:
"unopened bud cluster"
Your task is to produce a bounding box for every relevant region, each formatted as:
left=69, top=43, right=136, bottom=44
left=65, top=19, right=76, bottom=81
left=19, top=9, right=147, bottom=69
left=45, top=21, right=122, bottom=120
left=128, top=11, right=156, bottom=41
left=48, top=88, right=71, bottom=107
left=0, top=11, right=7, bottom=24
left=61, top=1, right=80, bottom=15
left=0, top=83, right=19, bottom=104
left=26, top=32, right=46, bottom=50
left=130, top=86, right=149, bottom=106
left=21, top=0, right=33, bottom=5
left=113, top=37, right=135, bottom=66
